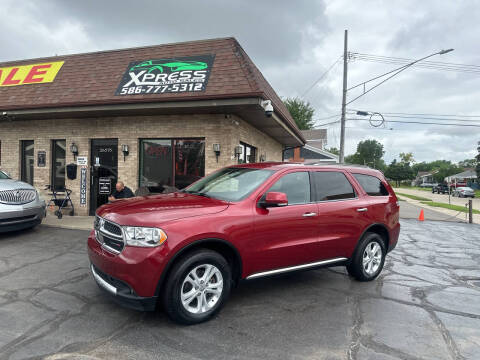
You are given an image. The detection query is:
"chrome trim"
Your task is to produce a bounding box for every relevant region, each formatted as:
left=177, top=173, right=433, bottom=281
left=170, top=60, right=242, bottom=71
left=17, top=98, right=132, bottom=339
left=246, top=257, right=348, bottom=280
left=94, top=216, right=124, bottom=255
left=101, top=242, right=121, bottom=255
left=357, top=208, right=368, bottom=212
left=91, top=265, right=117, bottom=295
left=99, top=226, right=123, bottom=240
left=302, top=212, right=317, bottom=217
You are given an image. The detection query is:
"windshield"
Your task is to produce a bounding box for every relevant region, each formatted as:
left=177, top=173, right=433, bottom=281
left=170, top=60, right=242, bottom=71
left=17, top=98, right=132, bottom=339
left=0, top=171, right=10, bottom=180
left=183, top=167, right=274, bottom=202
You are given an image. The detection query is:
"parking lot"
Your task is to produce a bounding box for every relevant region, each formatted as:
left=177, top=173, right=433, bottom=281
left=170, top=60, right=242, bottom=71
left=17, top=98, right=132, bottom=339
left=1, top=220, right=479, bottom=360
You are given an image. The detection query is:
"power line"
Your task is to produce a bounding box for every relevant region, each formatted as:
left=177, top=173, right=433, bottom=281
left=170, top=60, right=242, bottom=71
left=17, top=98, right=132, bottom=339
left=351, top=52, right=480, bottom=74
left=301, top=56, right=342, bottom=97
left=314, top=113, right=341, bottom=121
left=347, top=108, right=480, bottom=118
left=347, top=118, right=480, bottom=127
left=346, top=111, right=480, bottom=123
left=352, top=53, right=480, bottom=70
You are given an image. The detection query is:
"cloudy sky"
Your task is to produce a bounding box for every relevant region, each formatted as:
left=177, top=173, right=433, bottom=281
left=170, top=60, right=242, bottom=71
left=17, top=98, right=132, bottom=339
left=2, top=0, right=479, bottom=163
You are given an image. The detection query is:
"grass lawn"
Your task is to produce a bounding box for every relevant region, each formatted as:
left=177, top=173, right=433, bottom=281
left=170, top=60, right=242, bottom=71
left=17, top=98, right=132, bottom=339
left=394, top=185, right=431, bottom=192
left=420, top=201, right=480, bottom=214
left=395, top=192, right=432, bottom=202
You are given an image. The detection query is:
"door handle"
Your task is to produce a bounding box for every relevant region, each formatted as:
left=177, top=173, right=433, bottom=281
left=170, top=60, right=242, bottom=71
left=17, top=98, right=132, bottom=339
left=302, top=212, right=317, bottom=217
left=357, top=208, right=368, bottom=212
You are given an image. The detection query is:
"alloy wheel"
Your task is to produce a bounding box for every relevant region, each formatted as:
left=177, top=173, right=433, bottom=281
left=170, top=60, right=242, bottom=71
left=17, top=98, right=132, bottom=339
left=180, top=264, right=224, bottom=314
left=362, top=241, right=383, bottom=276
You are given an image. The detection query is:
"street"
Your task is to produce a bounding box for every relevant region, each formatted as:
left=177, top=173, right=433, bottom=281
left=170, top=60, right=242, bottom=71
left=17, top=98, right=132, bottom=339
left=0, top=221, right=479, bottom=360
left=395, top=187, right=480, bottom=211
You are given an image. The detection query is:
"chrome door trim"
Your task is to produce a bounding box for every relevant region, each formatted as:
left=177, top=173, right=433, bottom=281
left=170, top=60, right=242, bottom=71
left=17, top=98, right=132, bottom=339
left=246, top=257, right=348, bottom=280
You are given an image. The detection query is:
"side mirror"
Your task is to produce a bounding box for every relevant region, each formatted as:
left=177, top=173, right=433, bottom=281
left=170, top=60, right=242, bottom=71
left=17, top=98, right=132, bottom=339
left=262, top=192, right=288, bottom=207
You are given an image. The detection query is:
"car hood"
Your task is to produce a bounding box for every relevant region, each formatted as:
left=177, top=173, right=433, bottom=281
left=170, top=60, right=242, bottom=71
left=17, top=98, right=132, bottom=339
left=97, top=192, right=229, bottom=227
left=0, top=179, right=35, bottom=191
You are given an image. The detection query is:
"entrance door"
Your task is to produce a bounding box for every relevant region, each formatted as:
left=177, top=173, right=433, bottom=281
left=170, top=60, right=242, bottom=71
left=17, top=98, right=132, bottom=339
left=21, top=140, right=34, bottom=185
left=90, top=139, right=118, bottom=216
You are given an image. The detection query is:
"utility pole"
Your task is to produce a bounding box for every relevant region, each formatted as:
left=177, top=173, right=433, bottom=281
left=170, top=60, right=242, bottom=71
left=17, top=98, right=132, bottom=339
left=339, top=29, right=348, bottom=163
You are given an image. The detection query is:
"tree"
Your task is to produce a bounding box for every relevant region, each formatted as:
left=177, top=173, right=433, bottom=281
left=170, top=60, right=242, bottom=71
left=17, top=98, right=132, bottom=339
left=345, top=139, right=386, bottom=170
left=458, top=158, right=477, bottom=168
left=385, top=159, right=414, bottom=186
left=283, top=97, right=315, bottom=130
left=326, top=147, right=339, bottom=155
left=399, top=152, right=415, bottom=165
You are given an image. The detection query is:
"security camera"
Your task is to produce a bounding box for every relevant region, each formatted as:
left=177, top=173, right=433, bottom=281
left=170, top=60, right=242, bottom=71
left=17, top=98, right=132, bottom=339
left=261, top=100, right=274, bottom=117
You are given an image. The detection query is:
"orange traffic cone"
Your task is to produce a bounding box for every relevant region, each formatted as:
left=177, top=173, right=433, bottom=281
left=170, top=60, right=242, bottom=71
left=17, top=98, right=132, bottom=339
left=418, top=209, right=425, bottom=221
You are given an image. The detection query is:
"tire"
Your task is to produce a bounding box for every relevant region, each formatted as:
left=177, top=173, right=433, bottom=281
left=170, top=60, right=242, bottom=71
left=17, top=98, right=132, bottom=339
left=347, top=232, right=386, bottom=281
left=162, top=249, right=232, bottom=325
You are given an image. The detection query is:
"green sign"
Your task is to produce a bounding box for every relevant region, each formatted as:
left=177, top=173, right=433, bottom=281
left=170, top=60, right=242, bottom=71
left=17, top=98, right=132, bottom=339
left=115, top=55, right=215, bottom=96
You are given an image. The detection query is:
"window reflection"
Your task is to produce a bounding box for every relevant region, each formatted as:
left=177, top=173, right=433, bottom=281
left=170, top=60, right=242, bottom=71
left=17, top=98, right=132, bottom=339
left=175, top=140, right=205, bottom=189
left=140, top=139, right=205, bottom=193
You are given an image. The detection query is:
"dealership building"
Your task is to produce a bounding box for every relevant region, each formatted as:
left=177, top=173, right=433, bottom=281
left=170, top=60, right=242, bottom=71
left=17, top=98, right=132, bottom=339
left=0, top=37, right=305, bottom=216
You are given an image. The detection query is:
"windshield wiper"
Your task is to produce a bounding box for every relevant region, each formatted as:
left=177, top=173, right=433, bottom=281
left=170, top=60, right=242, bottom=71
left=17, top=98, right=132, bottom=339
left=183, top=190, right=212, bottom=198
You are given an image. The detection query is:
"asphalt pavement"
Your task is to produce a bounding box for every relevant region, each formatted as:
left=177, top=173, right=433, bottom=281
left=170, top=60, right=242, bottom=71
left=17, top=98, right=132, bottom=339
left=0, top=222, right=479, bottom=360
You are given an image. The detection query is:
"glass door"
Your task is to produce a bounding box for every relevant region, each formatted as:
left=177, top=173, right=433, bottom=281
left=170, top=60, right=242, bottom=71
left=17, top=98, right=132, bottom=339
left=90, top=139, right=118, bottom=215
left=21, top=140, right=34, bottom=185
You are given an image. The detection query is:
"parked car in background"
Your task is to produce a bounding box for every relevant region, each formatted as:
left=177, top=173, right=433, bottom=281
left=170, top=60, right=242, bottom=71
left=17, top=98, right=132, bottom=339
left=88, top=163, right=400, bottom=324
left=452, top=187, right=475, bottom=198
left=432, top=183, right=449, bottom=194
left=0, top=170, right=46, bottom=232
left=449, top=182, right=467, bottom=188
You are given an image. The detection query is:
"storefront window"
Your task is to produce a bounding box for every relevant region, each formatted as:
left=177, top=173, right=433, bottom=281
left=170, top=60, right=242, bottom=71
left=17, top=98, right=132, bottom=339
left=238, top=142, right=257, bottom=164
left=52, top=140, right=66, bottom=190
left=175, top=140, right=205, bottom=189
left=139, top=138, right=205, bottom=193
left=21, top=140, right=34, bottom=185
left=140, top=139, right=173, bottom=193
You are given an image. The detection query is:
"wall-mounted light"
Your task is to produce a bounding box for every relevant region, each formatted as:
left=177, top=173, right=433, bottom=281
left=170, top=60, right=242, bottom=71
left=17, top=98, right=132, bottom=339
left=70, top=142, right=78, bottom=161
left=122, top=144, right=129, bottom=162
left=260, top=153, right=266, bottom=162
left=213, top=143, right=221, bottom=162
left=234, top=145, right=243, bottom=161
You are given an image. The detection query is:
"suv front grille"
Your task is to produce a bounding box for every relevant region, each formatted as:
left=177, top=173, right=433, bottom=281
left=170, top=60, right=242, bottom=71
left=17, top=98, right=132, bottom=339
left=95, top=216, right=125, bottom=254
left=103, top=220, right=123, bottom=236
left=0, top=189, right=36, bottom=205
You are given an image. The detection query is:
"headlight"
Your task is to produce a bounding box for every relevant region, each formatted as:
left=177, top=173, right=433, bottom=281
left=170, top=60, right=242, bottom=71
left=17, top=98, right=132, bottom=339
left=123, top=226, right=167, bottom=247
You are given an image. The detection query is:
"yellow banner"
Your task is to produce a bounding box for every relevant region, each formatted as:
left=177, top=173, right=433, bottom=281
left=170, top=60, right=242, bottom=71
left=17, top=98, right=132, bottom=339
left=0, top=61, right=64, bottom=87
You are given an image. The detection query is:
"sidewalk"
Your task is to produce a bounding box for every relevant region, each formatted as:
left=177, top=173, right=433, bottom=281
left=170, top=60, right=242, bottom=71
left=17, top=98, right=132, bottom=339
left=394, top=188, right=479, bottom=224
left=41, top=212, right=94, bottom=231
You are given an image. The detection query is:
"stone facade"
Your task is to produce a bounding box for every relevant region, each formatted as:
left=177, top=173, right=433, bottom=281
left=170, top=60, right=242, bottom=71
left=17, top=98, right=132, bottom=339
left=0, top=113, right=282, bottom=216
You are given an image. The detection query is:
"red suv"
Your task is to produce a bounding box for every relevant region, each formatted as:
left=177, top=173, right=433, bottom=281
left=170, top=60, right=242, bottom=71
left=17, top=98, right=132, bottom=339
left=88, top=163, right=400, bottom=324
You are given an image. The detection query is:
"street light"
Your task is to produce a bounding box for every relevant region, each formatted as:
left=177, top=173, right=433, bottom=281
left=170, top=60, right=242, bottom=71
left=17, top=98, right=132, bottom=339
left=338, top=30, right=454, bottom=163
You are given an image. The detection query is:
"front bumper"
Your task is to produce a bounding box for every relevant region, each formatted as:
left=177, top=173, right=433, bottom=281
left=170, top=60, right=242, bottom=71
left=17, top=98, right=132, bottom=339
left=90, top=264, right=157, bottom=311
left=87, top=230, right=169, bottom=306
left=0, top=201, right=46, bottom=233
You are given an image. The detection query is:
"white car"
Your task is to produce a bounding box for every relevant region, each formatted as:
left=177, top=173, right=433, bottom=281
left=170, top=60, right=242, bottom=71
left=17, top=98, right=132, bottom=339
left=452, top=187, right=475, bottom=198
left=0, top=170, right=46, bottom=232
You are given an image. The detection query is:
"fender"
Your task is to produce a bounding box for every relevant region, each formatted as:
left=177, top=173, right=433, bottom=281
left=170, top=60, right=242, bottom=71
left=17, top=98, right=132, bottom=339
left=347, top=222, right=391, bottom=264
left=154, top=237, right=243, bottom=297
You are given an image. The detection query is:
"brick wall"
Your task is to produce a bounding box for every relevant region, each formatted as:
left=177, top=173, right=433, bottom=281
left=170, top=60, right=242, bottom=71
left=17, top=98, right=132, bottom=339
left=0, top=113, right=282, bottom=215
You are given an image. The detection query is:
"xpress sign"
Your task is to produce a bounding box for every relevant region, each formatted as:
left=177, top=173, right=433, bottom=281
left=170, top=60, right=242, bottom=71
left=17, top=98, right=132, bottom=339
left=115, top=55, right=214, bottom=96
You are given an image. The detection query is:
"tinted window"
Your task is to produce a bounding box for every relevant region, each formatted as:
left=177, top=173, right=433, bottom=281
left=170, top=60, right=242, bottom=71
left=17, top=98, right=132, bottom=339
left=268, top=172, right=310, bottom=205
left=52, top=140, right=66, bottom=190
left=353, top=173, right=389, bottom=196
left=312, top=171, right=355, bottom=201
